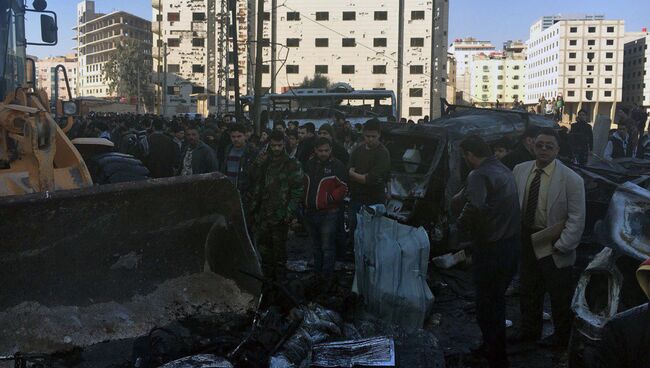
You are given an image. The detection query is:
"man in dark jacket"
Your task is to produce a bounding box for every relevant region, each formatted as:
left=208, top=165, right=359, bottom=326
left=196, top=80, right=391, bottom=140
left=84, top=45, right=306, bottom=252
left=296, top=122, right=317, bottom=166
left=180, top=126, right=219, bottom=175
left=318, top=123, right=349, bottom=165
left=221, top=123, right=258, bottom=206
left=569, top=109, right=594, bottom=164
left=588, top=258, right=650, bottom=368
left=303, top=137, right=348, bottom=280
left=145, top=119, right=180, bottom=178
left=457, top=135, right=520, bottom=368
left=604, top=121, right=634, bottom=160
left=501, top=125, right=540, bottom=170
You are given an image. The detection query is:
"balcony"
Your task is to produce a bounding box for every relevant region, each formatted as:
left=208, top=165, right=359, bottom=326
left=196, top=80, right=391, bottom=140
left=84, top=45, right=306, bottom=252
left=152, top=0, right=161, bottom=10
left=152, top=22, right=160, bottom=35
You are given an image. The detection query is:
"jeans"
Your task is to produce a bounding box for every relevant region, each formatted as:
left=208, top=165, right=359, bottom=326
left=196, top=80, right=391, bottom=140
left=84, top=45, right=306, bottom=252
left=473, top=236, right=519, bottom=368
left=255, top=222, right=289, bottom=280
left=304, top=211, right=339, bottom=278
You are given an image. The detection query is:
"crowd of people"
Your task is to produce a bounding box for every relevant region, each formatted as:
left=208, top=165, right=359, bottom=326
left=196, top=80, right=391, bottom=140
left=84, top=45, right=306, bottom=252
left=67, top=106, right=650, bottom=368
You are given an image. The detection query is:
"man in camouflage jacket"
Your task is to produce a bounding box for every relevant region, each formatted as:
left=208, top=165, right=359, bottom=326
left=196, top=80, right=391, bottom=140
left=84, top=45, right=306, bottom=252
left=249, top=131, right=304, bottom=279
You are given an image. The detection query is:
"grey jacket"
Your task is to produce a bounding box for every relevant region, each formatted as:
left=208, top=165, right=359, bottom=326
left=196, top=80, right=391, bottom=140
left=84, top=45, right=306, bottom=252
left=458, top=156, right=521, bottom=243
left=186, top=142, right=219, bottom=175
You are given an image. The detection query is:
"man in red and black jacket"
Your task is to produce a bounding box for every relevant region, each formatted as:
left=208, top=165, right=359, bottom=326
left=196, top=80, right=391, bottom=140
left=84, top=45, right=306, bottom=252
left=303, top=137, right=348, bottom=280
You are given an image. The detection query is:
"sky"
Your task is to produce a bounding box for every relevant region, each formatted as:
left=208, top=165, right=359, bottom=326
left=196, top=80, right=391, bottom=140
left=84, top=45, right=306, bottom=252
left=27, top=0, right=650, bottom=58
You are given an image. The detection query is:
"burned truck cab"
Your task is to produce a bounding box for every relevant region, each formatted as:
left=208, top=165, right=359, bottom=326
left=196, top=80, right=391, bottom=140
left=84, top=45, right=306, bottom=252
left=380, top=106, right=557, bottom=252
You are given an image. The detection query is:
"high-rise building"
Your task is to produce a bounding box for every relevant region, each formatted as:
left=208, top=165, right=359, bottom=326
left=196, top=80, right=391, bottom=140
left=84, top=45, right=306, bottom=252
left=75, top=0, right=152, bottom=99
left=446, top=53, right=457, bottom=105
left=35, top=54, right=78, bottom=105
left=153, top=0, right=448, bottom=119
left=470, top=50, right=526, bottom=108
left=622, top=31, right=650, bottom=114
left=525, top=15, right=625, bottom=121
left=448, top=38, right=496, bottom=104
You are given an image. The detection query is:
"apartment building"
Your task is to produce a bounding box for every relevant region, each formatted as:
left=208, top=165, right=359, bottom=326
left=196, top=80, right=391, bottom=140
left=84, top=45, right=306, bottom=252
left=622, top=32, right=650, bottom=113
left=448, top=38, right=495, bottom=103
left=470, top=51, right=526, bottom=108
left=525, top=15, right=625, bottom=121
left=35, top=54, right=78, bottom=105
left=255, top=0, right=449, bottom=120
left=446, top=53, right=457, bottom=104
left=75, top=1, right=152, bottom=99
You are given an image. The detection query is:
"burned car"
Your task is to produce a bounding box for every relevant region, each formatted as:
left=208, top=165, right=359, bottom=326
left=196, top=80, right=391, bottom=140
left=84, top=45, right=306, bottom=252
left=380, top=105, right=557, bottom=250
left=569, top=181, right=650, bottom=367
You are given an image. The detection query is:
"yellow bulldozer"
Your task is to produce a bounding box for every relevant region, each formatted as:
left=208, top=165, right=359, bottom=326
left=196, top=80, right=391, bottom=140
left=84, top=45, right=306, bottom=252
left=0, top=0, right=261, bottom=357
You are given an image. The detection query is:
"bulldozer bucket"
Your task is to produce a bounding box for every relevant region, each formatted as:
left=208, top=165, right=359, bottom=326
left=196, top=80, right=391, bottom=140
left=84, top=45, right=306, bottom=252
left=0, top=173, right=262, bottom=355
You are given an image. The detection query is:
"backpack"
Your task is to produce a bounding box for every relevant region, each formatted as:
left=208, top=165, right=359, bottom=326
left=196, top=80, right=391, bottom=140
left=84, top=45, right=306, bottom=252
left=121, top=130, right=150, bottom=159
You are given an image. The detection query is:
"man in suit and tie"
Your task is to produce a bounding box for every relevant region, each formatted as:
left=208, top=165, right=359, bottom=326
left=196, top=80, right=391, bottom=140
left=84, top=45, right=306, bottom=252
left=512, top=128, right=586, bottom=348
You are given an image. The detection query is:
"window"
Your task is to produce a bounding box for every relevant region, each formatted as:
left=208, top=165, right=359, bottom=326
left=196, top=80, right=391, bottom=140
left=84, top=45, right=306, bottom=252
left=342, top=65, right=355, bottom=74
left=316, top=12, right=329, bottom=21
left=315, top=65, right=328, bottom=74
left=568, top=78, right=575, bottom=84
left=286, top=38, right=300, bottom=47
left=587, top=65, right=594, bottom=71
left=192, top=12, right=205, bottom=21
left=570, top=27, right=577, bottom=33
left=497, top=84, right=503, bottom=89
left=192, top=64, right=204, bottom=73
left=606, top=39, right=614, bottom=46
left=568, top=65, right=576, bottom=71
left=569, top=39, right=577, bottom=46
left=410, top=65, right=424, bottom=74
left=168, top=38, right=180, bottom=47
left=605, top=78, right=612, bottom=84
left=409, top=88, right=423, bottom=97
left=287, top=12, right=300, bottom=21
left=513, top=65, right=520, bottom=70
left=498, top=65, right=503, bottom=70
left=192, top=85, right=204, bottom=94
left=588, top=26, right=596, bottom=33
left=263, top=12, right=270, bottom=21
left=167, top=12, right=180, bottom=22
left=605, top=65, right=613, bottom=71
left=512, top=85, right=519, bottom=90
left=168, top=64, right=180, bottom=73
left=587, top=39, right=596, bottom=46
left=156, top=14, right=163, bottom=21
left=497, top=75, right=503, bottom=80
left=342, top=38, right=356, bottom=47
left=605, top=91, right=612, bottom=97
left=607, top=26, right=615, bottom=33
left=410, top=38, right=424, bottom=47
left=606, top=52, right=613, bottom=59
left=262, top=65, right=270, bottom=74
left=374, top=11, right=388, bottom=21
left=167, top=86, right=180, bottom=95
left=192, top=38, right=205, bottom=47
left=342, top=11, right=355, bottom=20
left=568, top=91, right=575, bottom=97
left=586, top=78, right=594, bottom=84
left=315, top=38, right=329, bottom=47
left=286, top=65, right=299, bottom=73
left=373, top=38, right=387, bottom=47
left=409, top=107, right=423, bottom=116
left=373, top=65, right=387, bottom=74
left=411, top=10, right=425, bottom=20
left=513, top=75, right=520, bottom=80
left=587, top=52, right=595, bottom=62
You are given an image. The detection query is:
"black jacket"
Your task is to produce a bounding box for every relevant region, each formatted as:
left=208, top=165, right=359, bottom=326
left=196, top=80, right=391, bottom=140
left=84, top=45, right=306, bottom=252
left=87, top=152, right=150, bottom=184
left=570, top=121, right=594, bottom=153
left=500, top=144, right=534, bottom=170
left=145, top=131, right=180, bottom=178
left=183, top=142, right=219, bottom=175
left=588, top=303, right=650, bottom=368
left=220, top=143, right=258, bottom=195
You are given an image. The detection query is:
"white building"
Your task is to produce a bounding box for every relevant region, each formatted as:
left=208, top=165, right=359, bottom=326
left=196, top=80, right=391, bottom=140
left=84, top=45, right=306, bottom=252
left=75, top=1, right=152, bottom=99
left=448, top=38, right=495, bottom=103
left=470, top=51, right=526, bottom=108
left=525, top=15, right=625, bottom=121
left=35, top=54, right=78, bottom=105
left=622, top=32, right=650, bottom=113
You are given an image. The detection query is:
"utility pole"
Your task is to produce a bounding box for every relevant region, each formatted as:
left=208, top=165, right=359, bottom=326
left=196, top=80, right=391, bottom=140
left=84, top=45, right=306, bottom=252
left=163, top=42, right=168, bottom=116
left=137, top=67, right=141, bottom=114
left=397, top=0, right=405, bottom=120
left=252, top=0, right=265, bottom=133
left=229, top=0, right=242, bottom=120
left=429, top=0, right=437, bottom=119
left=271, top=0, right=277, bottom=93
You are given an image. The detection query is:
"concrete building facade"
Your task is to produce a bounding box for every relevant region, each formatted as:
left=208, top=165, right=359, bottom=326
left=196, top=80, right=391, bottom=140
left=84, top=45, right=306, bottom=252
left=75, top=1, right=152, bottom=99
left=622, top=33, right=650, bottom=113
left=470, top=51, right=526, bottom=108
left=525, top=15, right=625, bottom=121
left=446, top=53, right=457, bottom=104
left=448, top=38, right=495, bottom=103
left=35, top=54, right=78, bottom=105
